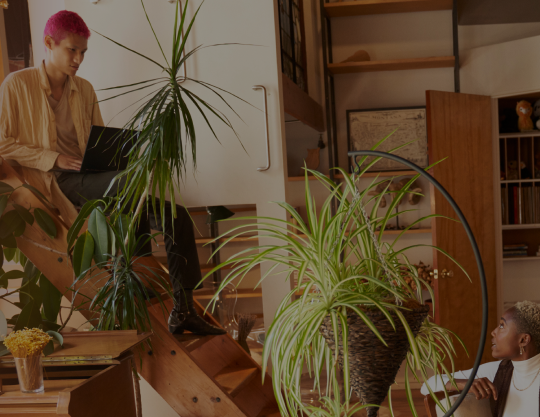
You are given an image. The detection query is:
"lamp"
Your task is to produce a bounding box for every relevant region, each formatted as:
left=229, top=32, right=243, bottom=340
left=206, top=206, right=234, bottom=224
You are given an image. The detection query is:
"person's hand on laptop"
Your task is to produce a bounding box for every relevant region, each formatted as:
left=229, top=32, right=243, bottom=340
left=54, top=155, right=82, bottom=171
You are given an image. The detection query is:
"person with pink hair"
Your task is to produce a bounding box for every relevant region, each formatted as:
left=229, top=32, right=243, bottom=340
left=0, top=11, right=225, bottom=336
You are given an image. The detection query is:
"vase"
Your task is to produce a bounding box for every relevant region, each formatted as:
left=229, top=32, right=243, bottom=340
left=14, top=356, right=44, bottom=393
left=320, top=304, right=430, bottom=417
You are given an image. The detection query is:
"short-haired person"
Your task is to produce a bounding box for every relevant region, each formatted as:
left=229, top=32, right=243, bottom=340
left=421, top=300, right=540, bottom=416
left=0, top=11, right=224, bottom=336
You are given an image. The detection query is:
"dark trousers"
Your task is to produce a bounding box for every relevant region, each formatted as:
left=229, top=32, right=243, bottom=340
left=57, top=171, right=201, bottom=292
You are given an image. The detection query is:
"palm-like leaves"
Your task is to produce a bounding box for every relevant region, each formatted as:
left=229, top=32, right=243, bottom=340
left=202, top=146, right=469, bottom=415
left=96, top=0, right=250, bottom=225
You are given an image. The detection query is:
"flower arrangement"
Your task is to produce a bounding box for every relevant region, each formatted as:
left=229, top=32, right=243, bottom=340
left=4, top=328, right=52, bottom=393
left=4, top=328, right=52, bottom=357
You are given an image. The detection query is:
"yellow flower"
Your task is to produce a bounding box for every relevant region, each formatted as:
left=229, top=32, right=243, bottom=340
left=3, top=328, right=53, bottom=358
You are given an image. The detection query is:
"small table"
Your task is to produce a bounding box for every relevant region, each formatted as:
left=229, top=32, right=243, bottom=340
left=0, top=330, right=150, bottom=416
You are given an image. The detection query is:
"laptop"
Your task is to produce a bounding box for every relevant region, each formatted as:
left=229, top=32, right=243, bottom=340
left=53, top=126, right=137, bottom=173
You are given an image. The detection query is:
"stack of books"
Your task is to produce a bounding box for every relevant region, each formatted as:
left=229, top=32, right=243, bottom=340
left=503, top=243, right=529, bottom=258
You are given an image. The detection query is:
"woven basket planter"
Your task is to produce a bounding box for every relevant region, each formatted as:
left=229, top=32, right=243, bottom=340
left=320, top=304, right=430, bottom=417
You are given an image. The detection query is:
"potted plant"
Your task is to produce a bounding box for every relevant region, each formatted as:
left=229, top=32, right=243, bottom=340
left=67, top=0, right=247, bottom=332
left=204, top=143, right=468, bottom=416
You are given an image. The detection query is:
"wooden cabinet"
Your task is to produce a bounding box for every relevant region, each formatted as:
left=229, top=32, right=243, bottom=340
left=426, top=90, right=498, bottom=370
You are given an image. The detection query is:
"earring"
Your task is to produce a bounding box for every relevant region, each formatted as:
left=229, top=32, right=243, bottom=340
left=520, top=346, right=524, bottom=355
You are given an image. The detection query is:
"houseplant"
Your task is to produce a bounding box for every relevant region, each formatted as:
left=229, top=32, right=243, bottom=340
left=203, top=141, right=469, bottom=416
left=68, top=0, right=248, bottom=332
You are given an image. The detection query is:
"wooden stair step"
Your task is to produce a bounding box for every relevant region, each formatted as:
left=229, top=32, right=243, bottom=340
left=174, top=333, right=217, bottom=353
left=213, top=365, right=258, bottom=398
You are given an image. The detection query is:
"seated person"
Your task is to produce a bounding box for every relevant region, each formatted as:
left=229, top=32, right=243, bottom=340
left=0, top=10, right=224, bottom=336
left=421, top=300, right=540, bottom=416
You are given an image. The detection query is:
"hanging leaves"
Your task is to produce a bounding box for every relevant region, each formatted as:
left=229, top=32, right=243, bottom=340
left=40, top=275, right=63, bottom=324
left=33, top=208, right=57, bottom=239
left=73, top=231, right=95, bottom=278
left=13, top=204, right=34, bottom=225
left=0, top=210, right=24, bottom=239
left=0, top=181, right=14, bottom=195
left=88, top=208, right=110, bottom=264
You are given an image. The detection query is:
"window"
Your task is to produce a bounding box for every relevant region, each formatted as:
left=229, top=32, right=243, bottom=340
left=278, top=0, right=307, bottom=92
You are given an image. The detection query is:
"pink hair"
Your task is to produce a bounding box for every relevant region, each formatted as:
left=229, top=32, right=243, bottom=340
left=43, top=11, right=91, bottom=44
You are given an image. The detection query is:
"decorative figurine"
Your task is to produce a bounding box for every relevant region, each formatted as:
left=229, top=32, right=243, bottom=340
left=520, top=161, right=532, bottom=180
left=507, top=160, right=519, bottom=180
left=517, top=100, right=534, bottom=132
left=368, top=180, right=391, bottom=208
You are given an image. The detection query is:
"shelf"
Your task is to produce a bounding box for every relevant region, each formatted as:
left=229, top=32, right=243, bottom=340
left=501, top=224, right=540, bottom=230
left=499, top=132, right=540, bottom=138
left=327, top=56, right=454, bottom=75
left=324, top=0, right=452, bottom=18
left=503, top=256, right=540, bottom=262
left=501, top=179, right=540, bottom=184
left=288, top=170, right=418, bottom=182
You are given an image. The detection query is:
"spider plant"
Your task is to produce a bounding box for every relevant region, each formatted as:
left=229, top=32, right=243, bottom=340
left=202, top=143, right=470, bottom=416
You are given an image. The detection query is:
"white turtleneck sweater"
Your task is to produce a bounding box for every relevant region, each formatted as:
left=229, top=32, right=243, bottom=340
left=421, top=354, right=540, bottom=416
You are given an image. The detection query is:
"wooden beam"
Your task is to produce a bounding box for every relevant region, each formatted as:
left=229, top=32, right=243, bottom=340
left=282, top=74, right=325, bottom=133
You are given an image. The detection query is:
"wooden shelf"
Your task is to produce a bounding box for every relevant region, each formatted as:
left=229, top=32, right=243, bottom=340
left=499, top=131, right=540, bottom=138
left=288, top=170, right=418, bottom=182
left=503, top=256, right=540, bottom=262
left=292, top=228, right=431, bottom=239
left=324, top=0, right=452, bottom=18
left=501, top=224, right=540, bottom=230
left=328, top=56, right=454, bottom=75
left=501, top=179, right=540, bottom=184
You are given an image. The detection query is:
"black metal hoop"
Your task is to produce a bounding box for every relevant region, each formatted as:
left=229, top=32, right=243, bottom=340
left=348, top=150, right=488, bottom=417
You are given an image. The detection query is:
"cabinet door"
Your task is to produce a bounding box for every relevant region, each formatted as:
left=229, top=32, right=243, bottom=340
left=427, top=90, right=498, bottom=370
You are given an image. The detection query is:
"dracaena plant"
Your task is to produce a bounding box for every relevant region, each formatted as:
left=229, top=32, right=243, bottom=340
left=68, top=0, right=249, bottom=331
left=203, top=139, right=470, bottom=416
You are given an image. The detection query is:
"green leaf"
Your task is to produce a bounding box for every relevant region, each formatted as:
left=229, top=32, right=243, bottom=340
left=46, top=330, right=63, bottom=347
left=6, top=314, right=18, bottom=325
left=13, top=204, right=34, bottom=225
left=0, top=309, right=7, bottom=339
left=2, top=270, right=24, bottom=280
left=0, top=247, right=3, bottom=270
left=73, top=231, right=95, bottom=278
left=0, top=182, right=14, bottom=195
left=0, top=195, right=8, bottom=217
left=12, top=219, right=25, bottom=237
left=0, top=234, right=16, bottom=249
left=13, top=297, right=42, bottom=331
left=34, top=208, right=57, bottom=239
left=40, top=275, right=62, bottom=323
left=43, top=340, right=55, bottom=356
left=88, top=209, right=109, bottom=264
left=0, top=210, right=24, bottom=239
left=42, top=320, right=61, bottom=332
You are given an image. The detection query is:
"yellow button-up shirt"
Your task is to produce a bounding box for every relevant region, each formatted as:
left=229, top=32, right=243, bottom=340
left=0, top=61, right=103, bottom=225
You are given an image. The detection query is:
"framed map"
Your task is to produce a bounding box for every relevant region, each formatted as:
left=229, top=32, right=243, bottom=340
left=347, top=106, right=428, bottom=172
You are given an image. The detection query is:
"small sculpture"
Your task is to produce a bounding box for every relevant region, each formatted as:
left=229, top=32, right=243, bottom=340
left=507, top=160, right=519, bottom=180
left=341, top=49, right=370, bottom=63
left=367, top=180, right=391, bottom=208
left=520, top=161, right=532, bottom=180
left=389, top=178, right=423, bottom=205
left=517, top=100, right=534, bottom=132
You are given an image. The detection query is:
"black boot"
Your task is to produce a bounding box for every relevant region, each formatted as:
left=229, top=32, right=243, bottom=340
left=168, top=290, right=226, bottom=335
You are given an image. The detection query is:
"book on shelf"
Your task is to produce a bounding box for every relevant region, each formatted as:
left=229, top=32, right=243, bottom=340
left=502, top=187, right=508, bottom=225
left=503, top=251, right=528, bottom=258
left=504, top=244, right=528, bottom=250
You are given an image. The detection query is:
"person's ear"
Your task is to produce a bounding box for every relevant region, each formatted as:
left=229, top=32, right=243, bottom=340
left=44, top=35, right=55, bottom=52
left=520, top=333, right=532, bottom=347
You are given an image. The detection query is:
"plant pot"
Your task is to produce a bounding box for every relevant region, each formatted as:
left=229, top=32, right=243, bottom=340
left=320, top=304, right=430, bottom=417
left=14, top=356, right=44, bottom=394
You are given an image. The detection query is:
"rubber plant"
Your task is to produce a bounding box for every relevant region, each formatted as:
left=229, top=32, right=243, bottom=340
left=0, top=181, right=64, bottom=356
left=204, top=138, right=470, bottom=416
left=68, top=0, right=247, bottom=332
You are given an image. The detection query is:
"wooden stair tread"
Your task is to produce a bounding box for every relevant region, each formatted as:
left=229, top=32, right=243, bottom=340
left=174, top=333, right=217, bottom=353
left=214, top=365, right=258, bottom=398
left=328, top=56, right=455, bottom=74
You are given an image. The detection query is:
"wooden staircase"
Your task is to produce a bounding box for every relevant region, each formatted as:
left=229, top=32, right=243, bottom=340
left=0, top=159, right=280, bottom=417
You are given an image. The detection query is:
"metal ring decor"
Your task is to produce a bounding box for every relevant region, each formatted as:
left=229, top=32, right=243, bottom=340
left=348, top=150, right=488, bottom=417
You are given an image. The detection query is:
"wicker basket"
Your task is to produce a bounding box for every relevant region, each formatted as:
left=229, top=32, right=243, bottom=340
left=320, top=304, right=430, bottom=417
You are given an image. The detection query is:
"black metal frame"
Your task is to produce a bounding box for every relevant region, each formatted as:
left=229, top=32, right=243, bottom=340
left=278, top=0, right=307, bottom=91
left=349, top=150, right=488, bottom=417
